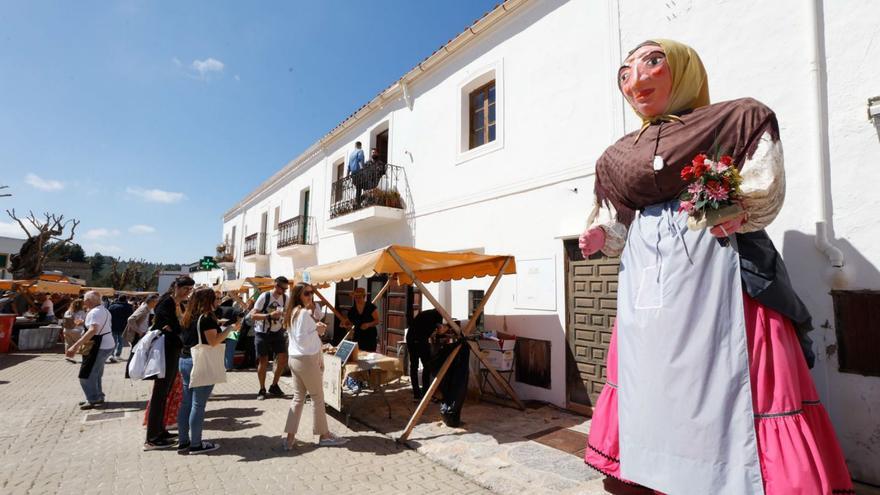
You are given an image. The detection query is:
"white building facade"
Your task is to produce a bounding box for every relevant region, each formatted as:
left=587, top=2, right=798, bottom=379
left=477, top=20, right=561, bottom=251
left=222, top=0, right=880, bottom=482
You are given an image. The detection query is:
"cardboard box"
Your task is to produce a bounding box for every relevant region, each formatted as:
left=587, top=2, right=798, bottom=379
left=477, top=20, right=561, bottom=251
left=479, top=349, right=514, bottom=371
left=477, top=333, right=516, bottom=352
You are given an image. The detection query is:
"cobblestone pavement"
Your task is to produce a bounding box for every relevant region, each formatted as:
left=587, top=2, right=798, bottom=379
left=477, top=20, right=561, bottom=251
left=0, top=349, right=491, bottom=495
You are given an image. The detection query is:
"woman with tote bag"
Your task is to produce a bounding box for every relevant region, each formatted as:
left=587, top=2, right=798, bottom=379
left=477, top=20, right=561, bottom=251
left=177, top=287, right=234, bottom=454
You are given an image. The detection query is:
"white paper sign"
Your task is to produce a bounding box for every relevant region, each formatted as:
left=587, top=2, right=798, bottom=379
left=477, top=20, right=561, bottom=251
left=322, top=354, right=343, bottom=411
left=515, top=258, right=557, bottom=310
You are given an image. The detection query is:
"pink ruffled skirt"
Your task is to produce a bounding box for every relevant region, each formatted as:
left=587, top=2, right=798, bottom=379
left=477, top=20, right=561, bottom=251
left=585, top=293, right=854, bottom=494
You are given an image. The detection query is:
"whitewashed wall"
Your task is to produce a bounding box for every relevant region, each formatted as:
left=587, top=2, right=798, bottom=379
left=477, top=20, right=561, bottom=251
left=223, top=0, right=880, bottom=481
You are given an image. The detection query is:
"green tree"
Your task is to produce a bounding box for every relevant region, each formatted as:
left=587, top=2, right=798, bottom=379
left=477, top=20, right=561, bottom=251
left=90, top=252, right=107, bottom=278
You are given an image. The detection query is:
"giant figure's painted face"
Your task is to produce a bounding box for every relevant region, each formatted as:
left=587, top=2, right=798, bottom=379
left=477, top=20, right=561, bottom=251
left=618, top=44, right=673, bottom=119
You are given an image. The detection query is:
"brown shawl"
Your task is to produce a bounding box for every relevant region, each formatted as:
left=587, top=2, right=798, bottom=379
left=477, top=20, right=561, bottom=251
left=595, top=97, right=780, bottom=227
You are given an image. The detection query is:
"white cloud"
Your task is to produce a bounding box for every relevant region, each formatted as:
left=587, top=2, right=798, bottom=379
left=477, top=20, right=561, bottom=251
left=126, top=187, right=186, bottom=204
left=0, top=221, right=29, bottom=239
left=25, top=173, right=65, bottom=192
left=84, top=228, right=120, bottom=240
left=90, top=243, right=123, bottom=254
left=129, top=224, right=156, bottom=234
left=191, top=57, right=224, bottom=79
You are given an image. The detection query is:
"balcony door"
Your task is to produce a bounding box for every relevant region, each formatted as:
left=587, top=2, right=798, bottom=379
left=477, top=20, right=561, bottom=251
left=375, top=129, right=388, bottom=163
left=301, top=189, right=310, bottom=243
left=260, top=212, right=268, bottom=254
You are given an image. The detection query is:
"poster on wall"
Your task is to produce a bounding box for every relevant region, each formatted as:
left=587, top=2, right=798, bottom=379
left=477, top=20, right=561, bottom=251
left=515, top=258, right=557, bottom=310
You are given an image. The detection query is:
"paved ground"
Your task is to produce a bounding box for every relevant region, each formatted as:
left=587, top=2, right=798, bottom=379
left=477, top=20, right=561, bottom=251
left=0, top=348, right=490, bottom=495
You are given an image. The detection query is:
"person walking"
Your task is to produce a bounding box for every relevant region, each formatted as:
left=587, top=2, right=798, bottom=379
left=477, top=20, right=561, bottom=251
left=344, top=287, right=380, bottom=352
left=62, top=298, right=86, bottom=364
left=144, top=276, right=194, bottom=451
left=177, top=288, right=234, bottom=454
left=108, top=295, right=134, bottom=363
left=282, top=283, right=348, bottom=450
left=249, top=276, right=290, bottom=400
left=65, top=291, right=115, bottom=409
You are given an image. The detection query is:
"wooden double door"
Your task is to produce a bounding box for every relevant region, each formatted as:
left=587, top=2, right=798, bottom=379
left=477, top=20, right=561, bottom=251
left=333, top=276, right=421, bottom=356
left=564, top=239, right=620, bottom=410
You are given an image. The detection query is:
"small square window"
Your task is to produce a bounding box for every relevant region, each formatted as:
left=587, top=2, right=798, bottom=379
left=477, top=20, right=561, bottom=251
left=469, top=80, right=496, bottom=150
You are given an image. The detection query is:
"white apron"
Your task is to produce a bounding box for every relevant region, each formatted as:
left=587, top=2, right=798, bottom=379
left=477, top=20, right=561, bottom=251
left=617, top=201, right=764, bottom=494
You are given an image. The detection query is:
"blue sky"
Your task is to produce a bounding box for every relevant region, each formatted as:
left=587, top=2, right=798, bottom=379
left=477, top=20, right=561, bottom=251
left=0, top=0, right=498, bottom=263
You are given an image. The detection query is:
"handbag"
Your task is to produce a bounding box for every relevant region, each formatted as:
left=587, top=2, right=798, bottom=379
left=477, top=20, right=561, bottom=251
left=79, top=311, right=110, bottom=356
left=189, top=315, right=227, bottom=388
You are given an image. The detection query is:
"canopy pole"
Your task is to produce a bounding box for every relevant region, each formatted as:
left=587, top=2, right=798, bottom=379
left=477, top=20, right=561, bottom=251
left=398, top=344, right=462, bottom=443
left=450, top=259, right=523, bottom=410
left=372, top=279, right=392, bottom=305
left=313, top=288, right=348, bottom=329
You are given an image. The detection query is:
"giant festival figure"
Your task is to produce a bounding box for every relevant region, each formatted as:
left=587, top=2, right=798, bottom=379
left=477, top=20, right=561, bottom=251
left=581, top=39, right=853, bottom=494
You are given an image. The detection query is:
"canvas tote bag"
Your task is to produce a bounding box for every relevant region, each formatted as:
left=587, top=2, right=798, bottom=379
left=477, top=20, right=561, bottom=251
left=190, top=315, right=227, bottom=387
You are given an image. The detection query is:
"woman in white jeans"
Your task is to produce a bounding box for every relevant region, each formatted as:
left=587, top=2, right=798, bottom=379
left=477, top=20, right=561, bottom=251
left=282, top=283, right=348, bottom=450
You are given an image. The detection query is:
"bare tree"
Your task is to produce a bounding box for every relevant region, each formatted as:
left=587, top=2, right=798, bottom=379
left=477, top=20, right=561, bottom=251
left=0, top=185, right=10, bottom=198
left=7, top=209, right=80, bottom=279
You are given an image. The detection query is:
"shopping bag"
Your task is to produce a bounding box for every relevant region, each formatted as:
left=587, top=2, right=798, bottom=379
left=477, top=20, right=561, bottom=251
left=190, top=315, right=227, bottom=387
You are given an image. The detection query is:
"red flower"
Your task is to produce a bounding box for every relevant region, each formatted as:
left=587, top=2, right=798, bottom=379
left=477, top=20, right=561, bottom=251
left=680, top=166, right=694, bottom=180
left=693, top=153, right=707, bottom=165
left=719, top=155, right=733, bottom=166
left=692, top=161, right=709, bottom=178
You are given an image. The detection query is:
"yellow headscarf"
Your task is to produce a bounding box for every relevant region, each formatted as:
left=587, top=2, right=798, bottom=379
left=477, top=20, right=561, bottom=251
left=629, top=39, right=710, bottom=140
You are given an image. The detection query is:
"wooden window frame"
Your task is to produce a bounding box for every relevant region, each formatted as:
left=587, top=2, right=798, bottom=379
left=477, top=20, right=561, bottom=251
left=468, top=80, right=496, bottom=150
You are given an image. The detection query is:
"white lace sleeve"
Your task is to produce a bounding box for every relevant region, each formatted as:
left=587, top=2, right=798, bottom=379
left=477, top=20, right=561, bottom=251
left=739, top=132, right=785, bottom=232
left=587, top=199, right=628, bottom=257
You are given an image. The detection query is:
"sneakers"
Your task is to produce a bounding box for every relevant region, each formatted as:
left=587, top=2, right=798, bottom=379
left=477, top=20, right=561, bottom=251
left=268, top=384, right=284, bottom=397
left=318, top=434, right=349, bottom=447
left=257, top=388, right=267, bottom=400
left=177, top=442, right=191, bottom=454
left=107, top=356, right=118, bottom=364
left=143, top=439, right=176, bottom=451
left=79, top=400, right=104, bottom=410
left=188, top=441, right=220, bottom=455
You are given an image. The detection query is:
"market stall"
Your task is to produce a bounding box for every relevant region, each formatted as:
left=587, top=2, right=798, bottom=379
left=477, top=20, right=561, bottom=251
left=301, top=244, right=519, bottom=441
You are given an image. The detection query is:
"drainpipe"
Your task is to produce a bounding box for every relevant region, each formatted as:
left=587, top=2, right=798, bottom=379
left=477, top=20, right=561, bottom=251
left=807, top=0, right=848, bottom=288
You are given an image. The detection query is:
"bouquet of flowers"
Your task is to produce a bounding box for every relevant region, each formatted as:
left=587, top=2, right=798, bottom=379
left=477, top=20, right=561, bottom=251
left=679, top=153, right=744, bottom=231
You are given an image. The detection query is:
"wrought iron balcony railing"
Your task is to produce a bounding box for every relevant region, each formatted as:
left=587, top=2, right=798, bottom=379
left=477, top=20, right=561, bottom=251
left=277, top=215, right=317, bottom=248
left=329, top=161, right=405, bottom=219
left=243, top=233, right=267, bottom=257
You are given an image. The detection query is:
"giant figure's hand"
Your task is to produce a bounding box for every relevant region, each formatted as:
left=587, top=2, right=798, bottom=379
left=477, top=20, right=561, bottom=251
left=709, top=215, right=746, bottom=238
left=579, top=227, right=606, bottom=258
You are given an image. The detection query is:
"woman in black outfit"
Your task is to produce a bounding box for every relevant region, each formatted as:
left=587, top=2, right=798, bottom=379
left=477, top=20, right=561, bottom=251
left=344, top=287, right=380, bottom=352
left=144, top=276, right=194, bottom=451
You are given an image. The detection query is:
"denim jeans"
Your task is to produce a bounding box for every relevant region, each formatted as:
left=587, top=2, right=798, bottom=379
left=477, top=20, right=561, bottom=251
left=112, top=330, right=124, bottom=357
left=178, top=356, right=214, bottom=446
left=224, top=338, right=236, bottom=370
left=80, top=348, right=113, bottom=403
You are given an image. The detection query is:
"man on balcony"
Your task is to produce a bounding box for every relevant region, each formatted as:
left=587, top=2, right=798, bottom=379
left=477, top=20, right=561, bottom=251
left=348, top=141, right=365, bottom=208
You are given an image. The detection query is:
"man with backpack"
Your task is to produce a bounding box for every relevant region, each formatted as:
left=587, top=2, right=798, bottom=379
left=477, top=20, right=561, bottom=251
left=249, top=276, right=289, bottom=400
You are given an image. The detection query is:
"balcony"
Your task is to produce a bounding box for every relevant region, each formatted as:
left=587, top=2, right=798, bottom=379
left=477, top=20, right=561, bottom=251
left=276, top=216, right=317, bottom=256
left=327, top=162, right=406, bottom=232
left=243, top=233, right=268, bottom=260
left=214, top=243, right=235, bottom=265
